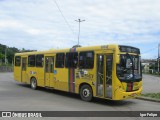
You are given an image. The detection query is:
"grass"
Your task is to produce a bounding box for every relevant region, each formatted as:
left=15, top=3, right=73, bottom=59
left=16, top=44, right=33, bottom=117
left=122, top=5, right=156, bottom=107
left=142, top=93, right=160, bottom=99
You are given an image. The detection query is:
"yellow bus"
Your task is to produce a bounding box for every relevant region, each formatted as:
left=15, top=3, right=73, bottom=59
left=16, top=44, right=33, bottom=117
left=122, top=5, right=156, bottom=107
left=14, top=44, right=142, bottom=101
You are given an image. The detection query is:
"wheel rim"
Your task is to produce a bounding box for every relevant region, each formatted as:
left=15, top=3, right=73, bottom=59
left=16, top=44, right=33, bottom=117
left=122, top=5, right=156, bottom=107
left=32, top=79, right=36, bottom=88
left=82, top=88, right=90, bottom=98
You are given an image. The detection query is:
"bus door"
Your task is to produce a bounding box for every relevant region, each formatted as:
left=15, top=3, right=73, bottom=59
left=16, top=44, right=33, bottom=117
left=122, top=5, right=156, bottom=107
left=45, top=56, right=54, bottom=87
left=21, top=57, right=27, bottom=83
left=97, top=54, right=113, bottom=99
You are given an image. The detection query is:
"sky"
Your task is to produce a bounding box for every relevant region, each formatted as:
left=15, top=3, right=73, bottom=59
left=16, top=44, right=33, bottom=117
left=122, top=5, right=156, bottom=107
left=0, top=0, right=160, bottom=59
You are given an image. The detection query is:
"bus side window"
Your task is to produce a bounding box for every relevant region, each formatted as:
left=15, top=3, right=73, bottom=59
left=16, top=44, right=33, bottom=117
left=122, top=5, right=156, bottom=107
left=36, top=54, right=44, bottom=67
left=15, top=56, right=21, bottom=66
left=65, top=52, right=78, bottom=68
left=28, top=55, right=35, bottom=67
left=56, top=53, right=65, bottom=68
left=79, top=51, right=94, bottom=69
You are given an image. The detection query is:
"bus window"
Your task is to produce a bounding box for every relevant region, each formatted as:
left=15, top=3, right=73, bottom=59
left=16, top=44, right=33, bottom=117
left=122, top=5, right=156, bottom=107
left=22, top=58, right=27, bottom=71
left=65, top=52, right=78, bottom=68
left=56, top=53, right=65, bottom=68
left=15, top=56, right=21, bottom=66
left=36, top=55, right=44, bottom=67
left=45, top=57, right=49, bottom=72
left=28, top=55, right=35, bottom=67
left=79, top=51, right=94, bottom=69
left=45, top=57, right=54, bottom=73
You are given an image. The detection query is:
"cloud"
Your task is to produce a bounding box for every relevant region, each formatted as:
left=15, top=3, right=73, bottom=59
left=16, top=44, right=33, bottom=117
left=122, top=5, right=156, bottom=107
left=0, top=20, right=24, bottom=29
left=0, top=0, right=160, bottom=59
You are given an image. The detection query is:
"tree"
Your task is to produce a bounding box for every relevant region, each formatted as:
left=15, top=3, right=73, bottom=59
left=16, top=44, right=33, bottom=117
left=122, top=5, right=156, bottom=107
left=0, top=44, right=19, bottom=65
left=7, top=47, right=19, bottom=64
left=0, top=43, right=36, bottom=65
left=0, top=53, right=4, bottom=59
left=0, top=53, right=4, bottom=65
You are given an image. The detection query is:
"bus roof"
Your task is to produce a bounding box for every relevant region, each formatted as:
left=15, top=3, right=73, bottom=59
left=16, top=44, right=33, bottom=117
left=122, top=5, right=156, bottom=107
left=15, top=44, right=140, bottom=56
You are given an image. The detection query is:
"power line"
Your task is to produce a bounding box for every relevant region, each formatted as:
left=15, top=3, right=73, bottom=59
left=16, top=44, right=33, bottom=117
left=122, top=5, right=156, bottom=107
left=141, top=47, right=157, bottom=54
left=52, top=0, right=75, bottom=36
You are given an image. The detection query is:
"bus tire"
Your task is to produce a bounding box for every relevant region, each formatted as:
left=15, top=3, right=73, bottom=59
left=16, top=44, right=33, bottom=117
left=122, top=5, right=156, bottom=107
left=80, top=84, right=93, bottom=102
left=30, top=77, right=37, bottom=90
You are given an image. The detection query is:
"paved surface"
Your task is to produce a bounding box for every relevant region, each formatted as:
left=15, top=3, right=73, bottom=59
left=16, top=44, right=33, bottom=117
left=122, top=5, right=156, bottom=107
left=0, top=73, right=160, bottom=120
left=142, top=74, right=160, bottom=94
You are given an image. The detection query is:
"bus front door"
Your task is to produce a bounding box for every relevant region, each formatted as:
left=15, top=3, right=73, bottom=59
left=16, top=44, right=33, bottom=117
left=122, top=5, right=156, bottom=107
left=45, top=56, right=54, bottom=87
left=21, top=57, right=27, bottom=83
left=97, top=54, right=113, bottom=99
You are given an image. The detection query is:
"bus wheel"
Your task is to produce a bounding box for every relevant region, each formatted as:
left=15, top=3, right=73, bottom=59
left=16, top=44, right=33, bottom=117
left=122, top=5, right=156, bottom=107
left=80, top=84, right=93, bottom=102
left=31, top=77, right=37, bottom=90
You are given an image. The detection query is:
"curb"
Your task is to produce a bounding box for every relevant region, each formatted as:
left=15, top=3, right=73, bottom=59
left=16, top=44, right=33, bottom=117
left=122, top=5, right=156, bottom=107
left=136, top=96, right=160, bottom=103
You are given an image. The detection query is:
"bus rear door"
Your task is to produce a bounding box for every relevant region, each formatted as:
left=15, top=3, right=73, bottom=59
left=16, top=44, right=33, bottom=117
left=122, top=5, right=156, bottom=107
left=21, top=57, right=27, bottom=83
left=45, top=56, right=55, bottom=87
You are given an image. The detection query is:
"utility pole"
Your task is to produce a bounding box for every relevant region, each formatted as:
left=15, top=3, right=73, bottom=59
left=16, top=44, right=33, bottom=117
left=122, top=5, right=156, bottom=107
left=158, top=43, right=160, bottom=73
left=5, top=47, right=7, bottom=65
left=75, top=19, right=85, bottom=46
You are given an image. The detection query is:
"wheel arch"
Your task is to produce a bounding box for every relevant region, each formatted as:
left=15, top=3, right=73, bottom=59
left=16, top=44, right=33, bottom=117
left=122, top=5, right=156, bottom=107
left=30, top=76, right=38, bottom=90
left=79, top=83, right=93, bottom=94
left=30, top=76, right=37, bottom=84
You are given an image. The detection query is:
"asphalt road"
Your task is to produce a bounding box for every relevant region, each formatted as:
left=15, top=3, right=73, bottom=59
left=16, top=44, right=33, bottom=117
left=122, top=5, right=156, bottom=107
left=0, top=73, right=159, bottom=120
left=142, top=74, right=160, bottom=94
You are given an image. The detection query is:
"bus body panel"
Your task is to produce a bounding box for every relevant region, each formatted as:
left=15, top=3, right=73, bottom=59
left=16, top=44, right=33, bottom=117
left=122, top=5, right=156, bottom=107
left=53, top=68, right=69, bottom=91
left=36, top=67, right=45, bottom=87
left=14, top=66, right=21, bottom=82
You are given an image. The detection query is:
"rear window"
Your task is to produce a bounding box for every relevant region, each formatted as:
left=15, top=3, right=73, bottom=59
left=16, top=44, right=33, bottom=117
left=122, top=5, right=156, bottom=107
left=15, top=56, right=21, bottom=66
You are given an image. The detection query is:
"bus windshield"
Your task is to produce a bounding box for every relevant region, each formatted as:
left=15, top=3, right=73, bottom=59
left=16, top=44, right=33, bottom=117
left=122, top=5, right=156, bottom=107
left=117, top=54, right=142, bottom=82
